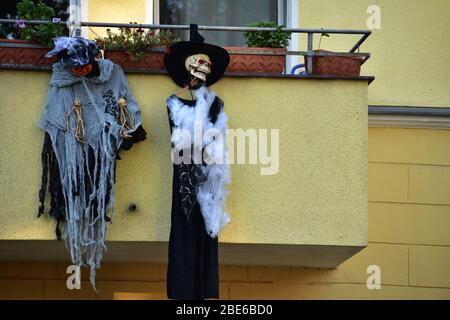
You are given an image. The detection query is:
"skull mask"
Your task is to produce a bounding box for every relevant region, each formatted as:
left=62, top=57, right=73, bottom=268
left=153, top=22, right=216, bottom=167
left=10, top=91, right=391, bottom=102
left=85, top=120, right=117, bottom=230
left=185, top=54, right=212, bottom=82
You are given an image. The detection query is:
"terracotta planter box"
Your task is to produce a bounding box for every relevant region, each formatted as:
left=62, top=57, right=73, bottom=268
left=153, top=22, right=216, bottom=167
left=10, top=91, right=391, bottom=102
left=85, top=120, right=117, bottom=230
left=226, top=47, right=286, bottom=74
left=0, top=39, right=54, bottom=67
left=305, top=49, right=362, bottom=76
left=105, top=47, right=287, bottom=74
left=104, top=49, right=165, bottom=71
left=0, top=40, right=287, bottom=75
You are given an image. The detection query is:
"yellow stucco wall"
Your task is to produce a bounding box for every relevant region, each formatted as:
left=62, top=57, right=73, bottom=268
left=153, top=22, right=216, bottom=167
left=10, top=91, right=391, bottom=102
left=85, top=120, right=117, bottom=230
left=300, top=0, right=450, bottom=107
left=87, top=0, right=147, bottom=38
left=0, top=70, right=368, bottom=249
left=0, top=128, right=449, bottom=300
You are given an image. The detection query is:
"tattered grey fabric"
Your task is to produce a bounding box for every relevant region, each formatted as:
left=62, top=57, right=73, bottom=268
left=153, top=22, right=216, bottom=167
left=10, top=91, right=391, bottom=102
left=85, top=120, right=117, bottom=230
left=38, top=59, right=142, bottom=289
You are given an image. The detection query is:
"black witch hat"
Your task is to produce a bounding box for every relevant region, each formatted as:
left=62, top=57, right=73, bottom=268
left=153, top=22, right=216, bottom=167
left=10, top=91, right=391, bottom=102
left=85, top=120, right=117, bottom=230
left=164, top=24, right=230, bottom=87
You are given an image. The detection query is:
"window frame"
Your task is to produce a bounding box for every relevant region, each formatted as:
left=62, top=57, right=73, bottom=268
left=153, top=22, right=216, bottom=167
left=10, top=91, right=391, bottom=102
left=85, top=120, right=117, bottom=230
left=152, top=0, right=287, bottom=25
left=152, top=0, right=298, bottom=71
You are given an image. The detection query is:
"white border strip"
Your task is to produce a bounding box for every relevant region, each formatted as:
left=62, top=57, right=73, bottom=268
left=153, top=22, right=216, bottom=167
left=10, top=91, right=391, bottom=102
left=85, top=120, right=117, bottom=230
left=286, top=0, right=300, bottom=73
left=80, top=0, right=88, bottom=38
left=145, top=0, right=154, bottom=24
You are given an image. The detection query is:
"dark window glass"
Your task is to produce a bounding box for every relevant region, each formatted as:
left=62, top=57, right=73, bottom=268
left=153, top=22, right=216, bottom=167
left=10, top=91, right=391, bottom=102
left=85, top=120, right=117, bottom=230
left=0, top=0, right=69, bottom=38
left=160, top=0, right=278, bottom=46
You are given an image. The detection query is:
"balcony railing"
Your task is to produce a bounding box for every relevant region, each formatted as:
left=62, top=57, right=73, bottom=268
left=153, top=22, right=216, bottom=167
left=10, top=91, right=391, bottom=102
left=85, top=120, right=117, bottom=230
left=0, top=19, right=371, bottom=75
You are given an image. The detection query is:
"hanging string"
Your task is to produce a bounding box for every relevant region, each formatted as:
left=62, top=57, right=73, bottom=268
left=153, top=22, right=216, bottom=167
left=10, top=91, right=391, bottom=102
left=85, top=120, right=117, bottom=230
left=85, top=26, right=106, bottom=59
left=87, top=25, right=100, bottom=39
left=174, top=78, right=199, bottom=98
left=66, top=98, right=85, bottom=143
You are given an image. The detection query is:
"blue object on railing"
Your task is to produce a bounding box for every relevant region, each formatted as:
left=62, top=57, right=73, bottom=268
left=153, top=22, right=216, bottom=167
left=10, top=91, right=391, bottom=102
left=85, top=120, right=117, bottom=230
left=290, top=63, right=307, bottom=76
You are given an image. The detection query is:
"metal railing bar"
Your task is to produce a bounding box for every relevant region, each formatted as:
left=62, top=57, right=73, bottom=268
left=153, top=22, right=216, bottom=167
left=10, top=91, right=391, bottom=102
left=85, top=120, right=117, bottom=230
left=0, top=19, right=371, bottom=35
left=223, top=48, right=371, bottom=56
left=361, top=55, right=371, bottom=65
left=296, top=51, right=370, bottom=57
left=306, top=33, right=313, bottom=74
left=0, top=41, right=372, bottom=58
left=0, top=41, right=49, bottom=48
left=0, top=42, right=372, bottom=58
left=349, top=33, right=371, bottom=53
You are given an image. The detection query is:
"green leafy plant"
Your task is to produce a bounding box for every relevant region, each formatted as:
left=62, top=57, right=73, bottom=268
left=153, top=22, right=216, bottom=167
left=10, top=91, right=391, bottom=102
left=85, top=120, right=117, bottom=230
left=95, top=24, right=179, bottom=61
left=243, top=21, right=291, bottom=48
left=15, top=0, right=65, bottom=46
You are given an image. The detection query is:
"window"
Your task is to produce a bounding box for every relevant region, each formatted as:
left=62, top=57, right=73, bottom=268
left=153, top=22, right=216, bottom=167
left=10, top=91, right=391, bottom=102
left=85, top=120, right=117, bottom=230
left=158, top=0, right=285, bottom=47
left=0, top=0, right=69, bottom=38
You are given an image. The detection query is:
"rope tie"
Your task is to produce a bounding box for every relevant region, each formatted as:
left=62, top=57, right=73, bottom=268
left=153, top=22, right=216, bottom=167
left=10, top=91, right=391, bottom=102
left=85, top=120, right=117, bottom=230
left=66, top=98, right=85, bottom=143
left=118, top=97, right=135, bottom=138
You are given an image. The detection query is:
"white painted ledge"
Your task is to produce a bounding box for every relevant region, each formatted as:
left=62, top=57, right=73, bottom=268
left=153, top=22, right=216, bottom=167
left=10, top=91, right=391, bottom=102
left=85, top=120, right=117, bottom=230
left=369, top=114, right=450, bottom=129
left=0, top=240, right=364, bottom=268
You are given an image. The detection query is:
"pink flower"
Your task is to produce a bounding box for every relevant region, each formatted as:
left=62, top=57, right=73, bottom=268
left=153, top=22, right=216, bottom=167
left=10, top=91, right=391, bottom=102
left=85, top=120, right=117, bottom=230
left=15, top=20, right=26, bottom=28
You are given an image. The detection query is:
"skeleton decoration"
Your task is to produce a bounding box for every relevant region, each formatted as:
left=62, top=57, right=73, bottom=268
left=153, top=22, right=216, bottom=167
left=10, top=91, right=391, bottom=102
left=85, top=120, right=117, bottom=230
left=185, top=54, right=212, bottom=83
left=163, top=24, right=231, bottom=299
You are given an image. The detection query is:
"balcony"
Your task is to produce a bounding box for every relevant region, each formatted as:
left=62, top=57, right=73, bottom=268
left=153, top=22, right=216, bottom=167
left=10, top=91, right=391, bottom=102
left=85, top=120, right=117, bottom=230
left=0, top=22, right=371, bottom=269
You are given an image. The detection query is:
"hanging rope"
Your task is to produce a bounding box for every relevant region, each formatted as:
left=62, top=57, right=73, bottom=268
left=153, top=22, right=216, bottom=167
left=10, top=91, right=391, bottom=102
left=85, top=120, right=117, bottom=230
left=66, top=98, right=85, bottom=143
left=118, top=97, right=135, bottom=138
left=87, top=25, right=106, bottom=60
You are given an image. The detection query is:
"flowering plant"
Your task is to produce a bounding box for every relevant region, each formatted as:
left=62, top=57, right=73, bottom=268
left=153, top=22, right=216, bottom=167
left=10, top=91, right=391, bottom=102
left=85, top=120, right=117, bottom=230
left=15, top=0, right=65, bottom=46
left=95, top=23, right=179, bottom=61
